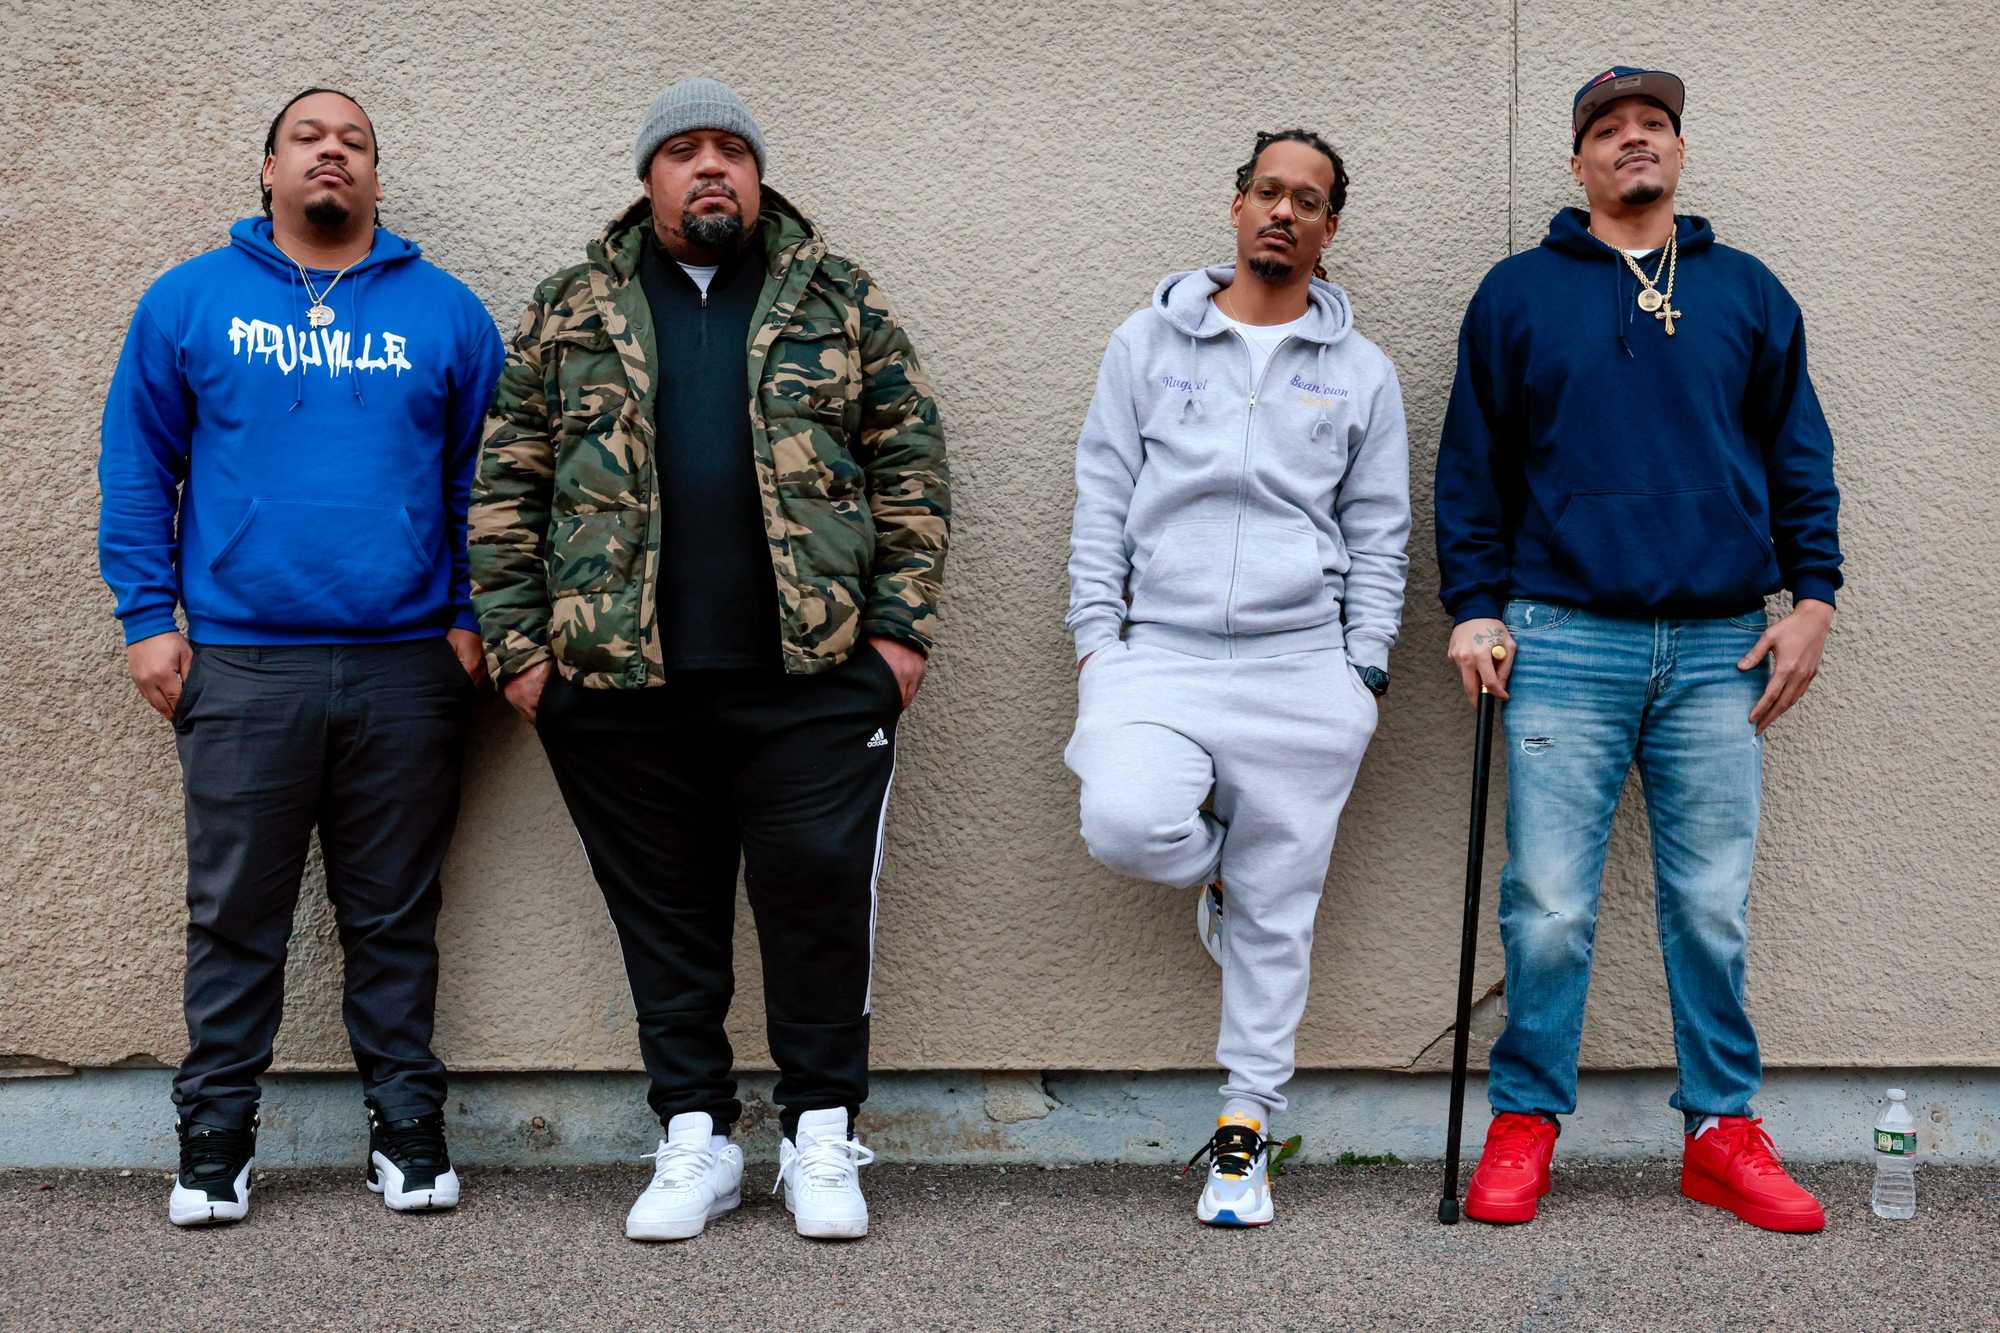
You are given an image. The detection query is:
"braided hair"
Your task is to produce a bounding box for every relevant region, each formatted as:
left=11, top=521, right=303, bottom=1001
left=1235, top=128, right=1348, bottom=279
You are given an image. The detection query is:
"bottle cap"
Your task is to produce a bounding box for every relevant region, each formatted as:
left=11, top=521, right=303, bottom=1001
left=1887, top=1087, right=1907, bottom=1100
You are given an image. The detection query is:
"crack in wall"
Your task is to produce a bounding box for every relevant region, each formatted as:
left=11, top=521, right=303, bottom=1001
left=1402, top=977, right=1506, bottom=1070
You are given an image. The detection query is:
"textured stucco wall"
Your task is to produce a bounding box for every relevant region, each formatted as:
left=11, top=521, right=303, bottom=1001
left=2, top=1, right=1994, bottom=1079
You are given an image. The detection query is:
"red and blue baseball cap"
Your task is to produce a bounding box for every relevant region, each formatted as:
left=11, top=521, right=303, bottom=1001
left=1572, top=67, right=1685, bottom=150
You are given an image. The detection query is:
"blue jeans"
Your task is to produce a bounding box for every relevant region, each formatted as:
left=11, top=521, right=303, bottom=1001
left=1485, top=600, right=1770, bottom=1129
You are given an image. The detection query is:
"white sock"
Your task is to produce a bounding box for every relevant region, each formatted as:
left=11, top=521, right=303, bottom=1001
left=1693, top=1115, right=1722, bottom=1139
left=709, top=1134, right=730, bottom=1152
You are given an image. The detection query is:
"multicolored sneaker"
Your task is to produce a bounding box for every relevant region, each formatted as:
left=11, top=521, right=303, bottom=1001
left=1188, top=1114, right=1273, bottom=1227
left=1680, top=1117, right=1825, bottom=1233
left=1197, top=881, right=1224, bottom=965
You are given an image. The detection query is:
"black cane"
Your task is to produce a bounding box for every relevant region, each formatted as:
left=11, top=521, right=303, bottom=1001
left=1439, top=643, right=1506, bottom=1225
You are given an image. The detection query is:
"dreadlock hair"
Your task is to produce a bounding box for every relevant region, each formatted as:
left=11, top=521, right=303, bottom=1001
left=261, top=87, right=380, bottom=223
left=1235, top=128, right=1348, bottom=279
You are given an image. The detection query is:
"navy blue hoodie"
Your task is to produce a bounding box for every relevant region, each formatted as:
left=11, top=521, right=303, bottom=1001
left=98, top=219, right=505, bottom=645
left=1435, top=208, right=1842, bottom=622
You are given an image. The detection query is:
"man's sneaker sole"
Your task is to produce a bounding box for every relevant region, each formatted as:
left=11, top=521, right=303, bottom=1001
left=783, top=1190, right=868, bottom=1240
left=368, top=1152, right=461, bottom=1212
left=1680, top=1167, right=1825, bottom=1233
left=626, top=1188, right=741, bottom=1241
left=1196, top=1195, right=1274, bottom=1227
left=168, top=1162, right=252, bottom=1227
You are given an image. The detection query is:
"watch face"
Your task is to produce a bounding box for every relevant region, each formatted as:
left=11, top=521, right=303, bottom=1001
left=1355, top=665, right=1389, bottom=697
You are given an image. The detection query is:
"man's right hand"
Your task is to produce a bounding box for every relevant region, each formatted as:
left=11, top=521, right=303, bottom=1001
left=502, top=660, right=554, bottom=723
left=128, top=631, right=194, bottom=719
left=1447, top=618, right=1516, bottom=704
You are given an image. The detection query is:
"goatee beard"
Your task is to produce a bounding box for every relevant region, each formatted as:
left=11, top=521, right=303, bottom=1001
left=1618, top=181, right=1665, bottom=207
left=1246, top=256, right=1294, bottom=283
left=683, top=212, right=747, bottom=250
left=303, top=196, right=352, bottom=230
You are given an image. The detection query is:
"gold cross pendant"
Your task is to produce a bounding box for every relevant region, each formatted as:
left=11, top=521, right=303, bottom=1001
left=1656, top=302, right=1682, bottom=336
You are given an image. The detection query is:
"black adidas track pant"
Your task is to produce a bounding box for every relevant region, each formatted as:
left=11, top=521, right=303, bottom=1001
left=535, top=648, right=901, bottom=1140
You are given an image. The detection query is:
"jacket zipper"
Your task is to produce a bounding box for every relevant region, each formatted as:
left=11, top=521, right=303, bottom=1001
left=1220, top=330, right=1294, bottom=652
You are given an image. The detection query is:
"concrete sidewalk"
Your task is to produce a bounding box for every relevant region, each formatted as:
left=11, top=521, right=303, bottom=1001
left=6, top=1163, right=1994, bottom=1330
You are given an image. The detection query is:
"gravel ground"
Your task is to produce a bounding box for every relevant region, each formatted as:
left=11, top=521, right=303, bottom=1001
left=5, top=1162, right=1995, bottom=1331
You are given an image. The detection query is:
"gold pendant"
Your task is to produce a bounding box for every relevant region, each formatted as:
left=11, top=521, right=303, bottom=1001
left=307, top=304, right=335, bottom=328
left=1657, top=302, right=1681, bottom=336
left=1636, top=288, right=1664, bottom=313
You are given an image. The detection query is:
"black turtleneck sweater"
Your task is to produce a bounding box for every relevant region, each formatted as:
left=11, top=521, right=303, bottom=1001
left=638, top=229, right=780, bottom=671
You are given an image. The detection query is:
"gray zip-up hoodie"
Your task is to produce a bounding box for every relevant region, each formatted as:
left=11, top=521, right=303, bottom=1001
left=1066, top=265, right=1410, bottom=670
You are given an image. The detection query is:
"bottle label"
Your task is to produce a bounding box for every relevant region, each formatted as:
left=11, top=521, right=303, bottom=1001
left=1874, top=1130, right=1916, bottom=1156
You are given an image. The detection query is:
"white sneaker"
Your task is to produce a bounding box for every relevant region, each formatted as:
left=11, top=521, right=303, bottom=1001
left=1197, top=881, right=1225, bottom=965
left=625, top=1112, right=744, bottom=1241
left=1192, top=1114, right=1274, bottom=1227
left=774, top=1108, right=875, bottom=1240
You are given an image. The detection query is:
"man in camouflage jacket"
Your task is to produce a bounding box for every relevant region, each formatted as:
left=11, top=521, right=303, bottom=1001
left=469, top=77, right=947, bottom=1243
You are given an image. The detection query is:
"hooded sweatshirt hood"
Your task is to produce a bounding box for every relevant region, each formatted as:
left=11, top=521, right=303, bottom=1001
left=1065, top=265, right=1411, bottom=670
left=97, top=219, right=506, bottom=646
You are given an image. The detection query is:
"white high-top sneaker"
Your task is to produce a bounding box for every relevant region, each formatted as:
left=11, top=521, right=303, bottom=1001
left=1196, top=881, right=1225, bottom=966
left=624, top=1112, right=744, bottom=1242
left=774, top=1108, right=875, bottom=1240
left=1192, top=1114, right=1274, bottom=1227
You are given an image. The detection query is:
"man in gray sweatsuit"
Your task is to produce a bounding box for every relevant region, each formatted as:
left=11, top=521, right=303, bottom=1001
left=1064, top=128, right=1409, bottom=1228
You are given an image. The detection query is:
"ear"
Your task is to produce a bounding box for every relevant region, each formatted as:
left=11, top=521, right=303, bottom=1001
left=640, top=175, right=654, bottom=204
left=1229, top=191, right=1244, bottom=231
left=1569, top=153, right=1584, bottom=188
left=261, top=154, right=276, bottom=194
left=1322, top=214, right=1341, bottom=245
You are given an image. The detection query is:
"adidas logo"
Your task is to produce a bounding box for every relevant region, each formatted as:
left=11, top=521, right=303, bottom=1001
left=866, top=728, right=889, bottom=749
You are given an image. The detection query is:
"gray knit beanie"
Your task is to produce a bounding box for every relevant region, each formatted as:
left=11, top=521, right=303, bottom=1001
left=633, top=77, right=767, bottom=178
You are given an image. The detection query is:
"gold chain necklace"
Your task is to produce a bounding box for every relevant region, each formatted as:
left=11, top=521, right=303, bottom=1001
left=277, top=247, right=362, bottom=328
left=1612, top=231, right=1682, bottom=336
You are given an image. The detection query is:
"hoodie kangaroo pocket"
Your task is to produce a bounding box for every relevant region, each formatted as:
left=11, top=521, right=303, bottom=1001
left=1548, top=489, right=1778, bottom=609
left=1229, top=521, right=1335, bottom=634
left=207, top=499, right=435, bottom=630
left=1130, top=521, right=1231, bottom=633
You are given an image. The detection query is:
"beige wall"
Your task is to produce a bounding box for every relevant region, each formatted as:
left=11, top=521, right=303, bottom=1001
left=4, top=1, right=1995, bottom=1078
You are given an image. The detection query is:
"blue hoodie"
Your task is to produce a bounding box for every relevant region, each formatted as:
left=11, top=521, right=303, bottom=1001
left=98, top=218, right=505, bottom=646
left=1435, top=208, right=1842, bottom=623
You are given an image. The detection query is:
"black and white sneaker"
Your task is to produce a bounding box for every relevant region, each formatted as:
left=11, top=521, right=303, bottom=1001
left=365, top=1100, right=460, bottom=1212
left=168, top=1118, right=256, bottom=1227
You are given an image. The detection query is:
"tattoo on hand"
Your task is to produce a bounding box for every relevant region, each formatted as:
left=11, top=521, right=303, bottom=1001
left=1473, top=628, right=1505, bottom=648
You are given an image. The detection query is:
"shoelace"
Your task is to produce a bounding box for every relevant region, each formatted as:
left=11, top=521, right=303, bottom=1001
left=180, top=1125, right=255, bottom=1183
left=372, top=1111, right=449, bottom=1171
left=641, top=1139, right=715, bottom=1190
left=1184, top=1125, right=1266, bottom=1179
left=1484, top=1116, right=1550, bottom=1170
left=1706, top=1118, right=1788, bottom=1177
left=775, top=1135, right=876, bottom=1193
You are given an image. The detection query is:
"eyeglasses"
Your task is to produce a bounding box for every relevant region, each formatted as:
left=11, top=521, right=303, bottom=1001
left=1243, top=176, right=1331, bottom=222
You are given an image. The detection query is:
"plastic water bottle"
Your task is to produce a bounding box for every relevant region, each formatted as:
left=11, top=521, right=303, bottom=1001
left=1870, top=1087, right=1917, bottom=1219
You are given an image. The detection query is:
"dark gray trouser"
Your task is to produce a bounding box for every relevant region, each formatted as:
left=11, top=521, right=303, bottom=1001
left=170, top=640, right=472, bottom=1129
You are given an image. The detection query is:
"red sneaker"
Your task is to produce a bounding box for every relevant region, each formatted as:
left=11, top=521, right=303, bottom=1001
left=1680, top=1117, right=1826, bottom=1233
left=1463, top=1112, right=1558, bottom=1224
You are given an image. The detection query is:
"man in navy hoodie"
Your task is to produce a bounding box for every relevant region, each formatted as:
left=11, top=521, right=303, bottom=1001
left=1435, top=68, right=1841, bottom=1233
left=97, top=88, right=504, bottom=1227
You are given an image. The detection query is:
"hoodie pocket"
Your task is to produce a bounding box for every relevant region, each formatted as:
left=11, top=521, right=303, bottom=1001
left=1130, top=521, right=1231, bottom=633
left=1229, top=521, right=1335, bottom=634
left=207, top=500, right=434, bottom=630
left=1548, top=489, right=1778, bottom=609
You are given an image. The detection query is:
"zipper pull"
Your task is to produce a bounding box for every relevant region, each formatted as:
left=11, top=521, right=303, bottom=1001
left=1248, top=393, right=1257, bottom=408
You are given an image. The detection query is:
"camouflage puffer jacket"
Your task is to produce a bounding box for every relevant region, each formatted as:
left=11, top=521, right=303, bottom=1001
left=470, top=191, right=949, bottom=687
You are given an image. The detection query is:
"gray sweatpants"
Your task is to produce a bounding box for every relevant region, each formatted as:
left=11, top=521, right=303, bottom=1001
left=1064, top=640, right=1378, bottom=1117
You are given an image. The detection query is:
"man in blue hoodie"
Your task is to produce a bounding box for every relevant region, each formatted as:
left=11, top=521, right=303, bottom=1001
left=1435, top=68, right=1842, bottom=1233
left=97, top=88, right=504, bottom=1227
left=1066, top=129, right=1410, bottom=1227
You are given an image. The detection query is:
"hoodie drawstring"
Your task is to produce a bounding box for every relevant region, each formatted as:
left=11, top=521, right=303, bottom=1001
left=1614, top=255, right=1634, bottom=359
left=1309, top=342, right=1335, bottom=439
left=288, top=267, right=306, bottom=411
left=347, top=273, right=367, bottom=405
left=1180, top=333, right=1201, bottom=421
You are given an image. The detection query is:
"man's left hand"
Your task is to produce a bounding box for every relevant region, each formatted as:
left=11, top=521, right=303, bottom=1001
left=1739, top=599, right=1833, bottom=735
left=447, top=627, right=489, bottom=688
left=868, top=635, right=927, bottom=711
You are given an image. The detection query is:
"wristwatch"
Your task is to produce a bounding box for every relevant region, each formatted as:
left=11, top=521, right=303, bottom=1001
left=1354, top=664, right=1389, bottom=698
